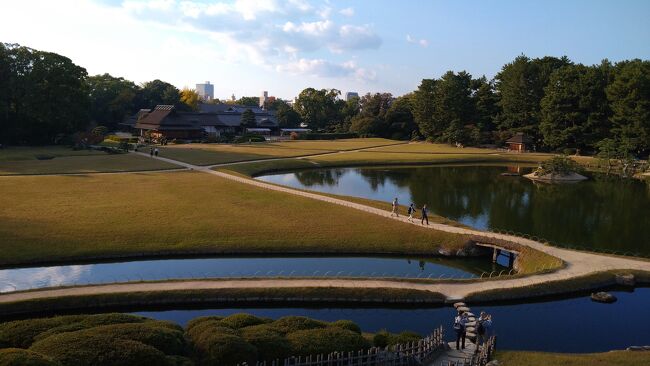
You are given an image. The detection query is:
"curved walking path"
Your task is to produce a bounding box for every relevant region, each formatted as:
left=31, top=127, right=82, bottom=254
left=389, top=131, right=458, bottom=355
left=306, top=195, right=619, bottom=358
left=1, top=151, right=649, bottom=305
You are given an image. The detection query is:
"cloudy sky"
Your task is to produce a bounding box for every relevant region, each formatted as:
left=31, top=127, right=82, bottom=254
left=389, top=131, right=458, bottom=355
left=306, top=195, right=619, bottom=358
left=2, top=0, right=649, bottom=99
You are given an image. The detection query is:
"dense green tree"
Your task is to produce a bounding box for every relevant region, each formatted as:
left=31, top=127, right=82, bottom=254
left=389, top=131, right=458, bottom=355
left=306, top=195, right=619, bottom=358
left=138, top=79, right=180, bottom=109
left=471, top=77, right=498, bottom=135
left=0, top=43, right=89, bottom=144
left=411, top=79, right=437, bottom=139
left=240, top=108, right=256, bottom=129
left=348, top=93, right=393, bottom=137
left=294, top=88, right=343, bottom=130
left=606, top=59, right=650, bottom=153
left=495, top=55, right=571, bottom=142
left=385, top=94, right=418, bottom=140
left=86, top=73, right=138, bottom=129
left=273, top=100, right=302, bottom=128
left=540, top=63, right=611, bottom=151
left=236, top=96, right=260, bottom=107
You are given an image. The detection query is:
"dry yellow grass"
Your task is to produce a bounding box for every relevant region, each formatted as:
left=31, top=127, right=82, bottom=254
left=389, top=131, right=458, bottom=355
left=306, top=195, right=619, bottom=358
left=496, top=350, right=650, bottom=366
left=0, top=154, right=179, bottom=175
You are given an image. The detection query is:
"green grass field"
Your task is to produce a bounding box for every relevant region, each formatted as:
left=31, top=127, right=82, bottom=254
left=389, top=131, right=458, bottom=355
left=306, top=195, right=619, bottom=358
left=496, top=350, right=650, bottom=366
left=155, top=138, right=402, bottom=165
left=0, top=170, right=470, bottom=266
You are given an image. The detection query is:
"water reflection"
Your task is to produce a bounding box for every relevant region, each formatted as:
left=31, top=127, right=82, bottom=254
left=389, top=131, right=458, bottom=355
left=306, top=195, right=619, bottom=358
left=0, top=256, right=505, bottom=293
left=257, top=165, right=650, bottom=255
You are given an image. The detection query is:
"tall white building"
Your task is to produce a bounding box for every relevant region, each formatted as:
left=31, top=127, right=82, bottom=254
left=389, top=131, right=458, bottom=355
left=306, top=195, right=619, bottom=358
left=196, top=81, right=214, bottom=101
left=259, top=91, right=268, bottom=108
left=345, top=91, right=359, bottom=101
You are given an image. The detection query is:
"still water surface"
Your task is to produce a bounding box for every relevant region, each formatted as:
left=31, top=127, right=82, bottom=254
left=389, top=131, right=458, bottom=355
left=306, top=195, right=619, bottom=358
left=257, top=165, right=650, bottom=255
left=137, top=288, right=650, bottom=353
left=0, top=256, right=506, bottom=293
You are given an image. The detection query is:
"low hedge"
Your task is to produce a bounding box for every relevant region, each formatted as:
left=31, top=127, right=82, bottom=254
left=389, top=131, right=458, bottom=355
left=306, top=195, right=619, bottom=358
left=372, top=330, right=422, bottom=348
left=190, top=333, right=256, bottom=366
left=216, top=313, right=270, bottom=329
left=185, top=316, right=223, bottom=332
left=270, top=316, right=326, bottom=334
left=286, top=327, right=369, bottom=356
left=0, top=348, right=60, bottom=366
left=240, top=325, right=292, bottom=361
left=328, top=320, right=361, bottom=334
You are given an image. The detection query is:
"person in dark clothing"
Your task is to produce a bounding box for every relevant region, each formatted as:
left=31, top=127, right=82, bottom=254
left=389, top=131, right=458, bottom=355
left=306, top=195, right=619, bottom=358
left=149, top=147, right=154, bottom=156
left=421, top=204, right=429, bottom=225
left=407, top=203, right=416, bottom=222
left=453, top=311, right=468, bottom=350
left=154, top=148, right=159, bottom=157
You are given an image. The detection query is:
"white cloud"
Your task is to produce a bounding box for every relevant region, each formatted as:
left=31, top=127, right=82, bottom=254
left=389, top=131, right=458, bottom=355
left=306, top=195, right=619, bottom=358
left=276, top=58, right=375, bottom=81
left=339, top=7, right=354, bottom=17
left=406, top=34, right=428, bottom=48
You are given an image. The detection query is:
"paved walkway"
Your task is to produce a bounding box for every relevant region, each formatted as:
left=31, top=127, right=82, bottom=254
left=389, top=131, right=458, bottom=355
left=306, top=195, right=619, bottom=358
left=1, top=151, right=648, bottom=304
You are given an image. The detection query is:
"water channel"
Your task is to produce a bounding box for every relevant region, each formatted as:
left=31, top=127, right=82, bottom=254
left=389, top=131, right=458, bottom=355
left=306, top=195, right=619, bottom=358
left=136, top=287, right=650, bottom=353
left=0, top=256, right=508, bottom=293
left=257, top=164, right=650, bottom=256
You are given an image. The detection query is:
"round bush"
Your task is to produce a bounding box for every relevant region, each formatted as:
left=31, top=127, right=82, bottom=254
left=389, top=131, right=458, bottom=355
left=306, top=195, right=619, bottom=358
left=287, top=328, right=368, bottom=356
left=32, top=324, right=88, bottom=343
left=85, top=323, right=187, bottom=355
left=165, top=355, right=195, bottom=366
left=372, top=330, right=390, bottom=348
left=77, top=313, right=149, bottom=328
left=191, top=333, right=256, bottom=366
left=0, top=316, right=85, bottom=348
left=186, top=316, right=224, bottom=332
left=328, top=320, right=361, bottom=334
left=188, top=325, right=239, bottom=347
left=30, top=333, right=169, bottom=366
left=0, top=348, right=60, bottom=366
left=218, top=314, right=267, bottom=329
left=240, top=325, right=291, bottom=361
left=270, top=316, right=326, bottom=334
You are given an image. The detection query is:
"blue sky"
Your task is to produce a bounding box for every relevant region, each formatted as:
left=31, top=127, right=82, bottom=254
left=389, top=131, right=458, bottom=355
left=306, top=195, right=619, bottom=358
left=1, top=0, right=649, bottom=99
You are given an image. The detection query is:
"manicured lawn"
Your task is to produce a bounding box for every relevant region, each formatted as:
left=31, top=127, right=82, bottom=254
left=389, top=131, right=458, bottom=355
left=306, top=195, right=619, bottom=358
left=0, top=153, right=179, bottom=175
left=0, top=171, right=470, bottom=266
left=155, top=138, right=402, bottom=165
left=367, top=143, right=499, bottom=154
left=496, top=350, right=650, bottom=366
left=0, top=146, right=103, bottom=161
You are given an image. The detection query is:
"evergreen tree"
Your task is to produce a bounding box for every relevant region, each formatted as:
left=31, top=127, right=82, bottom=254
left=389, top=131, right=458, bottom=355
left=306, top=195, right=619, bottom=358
left=240, top=108, right=256, bottom=129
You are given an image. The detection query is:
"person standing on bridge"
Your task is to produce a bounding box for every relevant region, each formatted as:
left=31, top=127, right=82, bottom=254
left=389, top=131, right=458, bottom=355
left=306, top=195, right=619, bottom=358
left=453, top=311, right=468, bottom=350
left=421, top=204, right=429, bottom=225
left=391, top=197, right=400, bottom=217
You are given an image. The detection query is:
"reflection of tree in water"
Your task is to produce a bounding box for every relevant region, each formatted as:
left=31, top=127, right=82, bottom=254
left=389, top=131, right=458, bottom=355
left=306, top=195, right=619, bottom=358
left=356, top=168, right=412, bottom=191
left=294, top=169, right=345, bottom=187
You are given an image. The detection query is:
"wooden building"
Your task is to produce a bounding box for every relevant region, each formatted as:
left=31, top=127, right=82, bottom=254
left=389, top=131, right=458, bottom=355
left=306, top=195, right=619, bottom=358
left=505, top=133, right=532, bottom=152
left=134, top=105, right=204, bottom=141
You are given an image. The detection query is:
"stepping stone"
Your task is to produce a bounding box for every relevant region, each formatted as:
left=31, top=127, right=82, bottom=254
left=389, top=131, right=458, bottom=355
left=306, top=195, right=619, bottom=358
left=465, top=312, right=475, bottom=317
left=466, top=321, right=476, bottom=327
left=465, top=327, right=476, bottom=333
left=466, top=332, right=476, bottom=338
left=453, top=302, right=466, bottom=308
left=457, top=306, right=470, bottom=312
left=591, top=292, right=617, bottom=303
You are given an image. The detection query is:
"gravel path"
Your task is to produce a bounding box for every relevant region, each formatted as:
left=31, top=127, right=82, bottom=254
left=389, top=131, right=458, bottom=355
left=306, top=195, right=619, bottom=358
left=1, top=151, right=648, bottom=304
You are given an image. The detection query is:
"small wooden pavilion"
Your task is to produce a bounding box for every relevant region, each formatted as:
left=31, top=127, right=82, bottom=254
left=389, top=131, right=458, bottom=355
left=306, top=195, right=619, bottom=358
left=505, top=133, right=532, bottom=152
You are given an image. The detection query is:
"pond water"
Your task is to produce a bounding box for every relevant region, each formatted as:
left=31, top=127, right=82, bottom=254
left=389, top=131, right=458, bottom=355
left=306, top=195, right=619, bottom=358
left=257, top=165, right=650, bottom=256
left=136, top=288, right=650, bottom=353
left=0, top=256, right=507, bottom=293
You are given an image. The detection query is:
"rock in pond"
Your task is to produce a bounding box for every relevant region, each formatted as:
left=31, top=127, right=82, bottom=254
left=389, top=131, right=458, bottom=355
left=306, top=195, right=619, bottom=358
left=457, top=306, right=470, bottom=312
left=591, top=292, right=617, bottom=303
left=453, top=302, right=466, bottom=309
left=616, top=273, right=636, bottom=287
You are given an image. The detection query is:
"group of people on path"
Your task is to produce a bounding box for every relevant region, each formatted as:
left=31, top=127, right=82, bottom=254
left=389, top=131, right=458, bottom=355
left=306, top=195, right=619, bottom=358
left=390, top=198, right=429, bottom=225
left=453, top=310, right=493, bottom=351
left=149, top=147, right=159, bottom=157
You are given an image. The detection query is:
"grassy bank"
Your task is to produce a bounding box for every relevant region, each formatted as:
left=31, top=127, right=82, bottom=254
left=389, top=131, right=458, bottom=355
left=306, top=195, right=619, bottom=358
left=0, top=170, right=471, bottom=266
left=465, top=270, right=650, bottom=302
left=496, top=350, right=650, bottom=366
left=0, top=287, right=446, bottom=318
left=155, top=138, right=402, bottom=165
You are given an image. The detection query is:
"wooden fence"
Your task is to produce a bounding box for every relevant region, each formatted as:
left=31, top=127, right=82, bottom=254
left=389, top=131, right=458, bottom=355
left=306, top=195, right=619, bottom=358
left=470, top=336, right=497, bottom=366
left=241, top=326, right=445, bottom=366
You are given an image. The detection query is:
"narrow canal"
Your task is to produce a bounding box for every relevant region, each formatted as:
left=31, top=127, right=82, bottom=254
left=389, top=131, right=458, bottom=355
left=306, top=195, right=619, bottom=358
left=136, top=288, right=650, bottom=353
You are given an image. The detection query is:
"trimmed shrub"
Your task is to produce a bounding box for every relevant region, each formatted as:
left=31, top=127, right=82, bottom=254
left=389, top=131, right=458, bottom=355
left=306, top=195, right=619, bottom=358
left=234, top=135, right=266, bottom=143
left=30, top=333, right=169, bottom=366
left=0, top=316, right=85, bottom=348
left=82, top=322, right=187, bottom=355
left=372, top=330, right=390, bottom=348
left=388, top=331, right=422, bottom=346
left=32, top=324, right=88, bottom=343
left=240, top=325, right=291, bottom=361
left=298, top=133, right=358, bottom=140
left=270, top=316, right=326, bottom=335
left=187, top=324, right=238, bottom=345
left=191, top=333, right=256, bottom=366
left=165, top=355, right=195, bottom=366
left=218, top=313, right=268, bottom=329
left=286, top=328, right=368, bottom=356
left=186, top=316, right=224, bottom=332
left=0, top=348, right=60, bottom=366
left=328, top=320, right=361, bottom=334
left=77, top=313, right=149, bottom=328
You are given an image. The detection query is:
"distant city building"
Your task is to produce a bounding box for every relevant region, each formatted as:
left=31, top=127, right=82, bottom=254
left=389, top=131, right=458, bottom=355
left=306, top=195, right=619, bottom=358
left=196, top=81, right=214, bottom=101
left=259, top=91, right=268, bottom=108
left=345, top=91, right=359, bottom=101
left=231, top=94, right=236, bottom=102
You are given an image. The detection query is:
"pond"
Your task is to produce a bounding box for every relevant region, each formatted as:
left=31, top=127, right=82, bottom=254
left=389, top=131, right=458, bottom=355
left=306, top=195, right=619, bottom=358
left=136, top=287, right=650, bottom=353
left=0, top=256, right=507, bottom=293
left=257, top=165, right=650, bottom=256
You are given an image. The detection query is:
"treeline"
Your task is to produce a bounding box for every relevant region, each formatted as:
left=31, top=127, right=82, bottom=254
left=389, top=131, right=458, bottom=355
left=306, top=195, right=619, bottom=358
left=292, top=56, right=649, bottom=156
left=0, top=43, right=201, bottom=144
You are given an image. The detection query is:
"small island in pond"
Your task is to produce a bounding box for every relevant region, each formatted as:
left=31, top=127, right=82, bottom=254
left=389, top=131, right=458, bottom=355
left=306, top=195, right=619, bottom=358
left=524, top=156, right=588, bottom=183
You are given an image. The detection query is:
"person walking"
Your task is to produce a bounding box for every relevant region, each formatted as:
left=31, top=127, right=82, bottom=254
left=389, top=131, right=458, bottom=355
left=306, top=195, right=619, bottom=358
left=453, top=311, right=468, bottom=350
left=407, top=203, right=416, bottom=222
left=149, top=147, right=154, bottom=157
left=154, top=148, right=159, bottom=157
left=477, top=311, right=487, bottom=346
left=391, top=197, right=399, bottom=217
left=421, top=204, right=429, bottom=225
